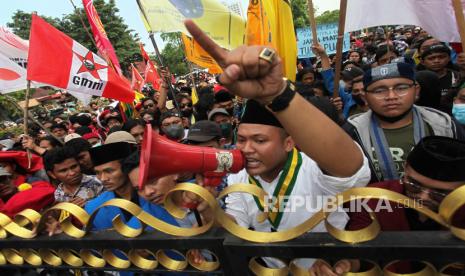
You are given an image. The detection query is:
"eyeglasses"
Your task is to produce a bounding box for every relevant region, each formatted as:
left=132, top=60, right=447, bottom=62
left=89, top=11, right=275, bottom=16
left=144, top=103, right=155, bottom=108
left=400, top=176, right=451, bottom=202
left=365, top=83, right=415, bottom=99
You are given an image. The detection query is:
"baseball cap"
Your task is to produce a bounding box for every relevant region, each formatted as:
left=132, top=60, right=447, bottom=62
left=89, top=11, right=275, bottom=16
left=64, top=133, right=82, bottom=143
left=105, top=131, right=137, bottom=144
left=159, top=111, right=182, bottom=125
left=186, top=121, right=222, bottom=143
left=341, top=66, right=364, bottom=81
left=421, top=44, right=451, bottom=59
left=364, top=62, right=415, bottom=89
left=208, top=108, right=230, bottom=121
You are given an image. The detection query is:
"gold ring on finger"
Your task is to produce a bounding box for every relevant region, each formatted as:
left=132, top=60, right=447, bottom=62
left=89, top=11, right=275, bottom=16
left=259, top=48, right=276, bottom=64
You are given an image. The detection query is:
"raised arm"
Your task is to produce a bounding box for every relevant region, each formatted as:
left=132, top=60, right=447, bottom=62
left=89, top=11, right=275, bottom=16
left=184, top=20, right=363, bottom=177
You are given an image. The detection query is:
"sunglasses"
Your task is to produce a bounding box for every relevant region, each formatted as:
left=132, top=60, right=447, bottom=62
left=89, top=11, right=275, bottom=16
left=401, top=176, right=451, bottom=202
left=180, top=103, right=192, bottom=108
left=144, top=103, right=155, bottom=108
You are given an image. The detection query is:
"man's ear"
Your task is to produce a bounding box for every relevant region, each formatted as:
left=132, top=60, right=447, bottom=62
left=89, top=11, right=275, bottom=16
left=283, top=136, right=295, bottom=152
left=47, top=170, right=57, bottom=180
left=415, top=83, right=421, bottom=101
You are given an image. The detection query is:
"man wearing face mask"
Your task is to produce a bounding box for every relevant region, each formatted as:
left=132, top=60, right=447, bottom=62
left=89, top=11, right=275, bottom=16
left=208, top=108, right=235, bottom=148
left=159, top=111, right=186, bottom=141
left=452, top=83, right=465, bottom=126
left=313, top=43, right=365, bottom=119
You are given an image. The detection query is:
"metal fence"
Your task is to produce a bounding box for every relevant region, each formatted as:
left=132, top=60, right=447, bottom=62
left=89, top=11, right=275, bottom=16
left=0, top=229, right=464, bottom=275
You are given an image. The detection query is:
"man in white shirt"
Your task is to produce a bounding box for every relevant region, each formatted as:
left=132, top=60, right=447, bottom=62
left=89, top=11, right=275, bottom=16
left=184, top=20, right=371, bottom=274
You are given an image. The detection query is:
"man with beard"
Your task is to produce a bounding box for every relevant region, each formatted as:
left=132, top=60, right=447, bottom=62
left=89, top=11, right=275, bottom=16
left=183, top=19, right=371, bottom=272
left=346, top=62, right=464, bottom=183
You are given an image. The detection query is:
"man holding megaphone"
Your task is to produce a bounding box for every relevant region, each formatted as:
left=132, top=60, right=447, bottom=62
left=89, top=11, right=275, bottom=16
left=179, top=20, right=371, bottom=272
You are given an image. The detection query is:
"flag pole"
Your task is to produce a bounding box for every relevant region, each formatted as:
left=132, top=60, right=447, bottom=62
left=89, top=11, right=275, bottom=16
left=23, top=81, right=32, bottom=169
left=5, top=95, right=65, bottom=145
left=452, top=0, right=465, bottom=49
left=307, top=0, right=318, bottom=45
left=148, top=32, right=181, bottom=111
left=68, top=0, right=98, bottom=48
left=332, top=0, right=348, bottom=98
left=136, top=0, right=180, bottom=111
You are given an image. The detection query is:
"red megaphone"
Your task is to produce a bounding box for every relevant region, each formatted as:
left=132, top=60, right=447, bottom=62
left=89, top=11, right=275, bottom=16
left=139, top=124, right=244, bottom=189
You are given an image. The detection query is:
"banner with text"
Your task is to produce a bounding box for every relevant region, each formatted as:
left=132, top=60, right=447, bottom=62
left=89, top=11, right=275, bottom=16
left=297, top=23, right=350, bottom=59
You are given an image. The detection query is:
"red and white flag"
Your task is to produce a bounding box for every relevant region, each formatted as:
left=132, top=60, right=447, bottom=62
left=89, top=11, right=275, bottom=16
left=144, top=60, right=161, bottom=91
left=139, top=43, right=151, bottom=63
left=0, top=26, right=28, bottom=68
left=82, top=0, right=122, bottom=75
left=0, top=52, right=27, bottom=94
left=131, top=63, right=145, bottom=92
left=27, top=15, right=134, bottom=103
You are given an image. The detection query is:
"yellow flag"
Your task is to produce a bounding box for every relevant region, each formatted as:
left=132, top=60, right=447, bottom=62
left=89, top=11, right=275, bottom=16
left=137, top=0, right=246, bottom=50
left=246, top=0, right=297, bottom=81
left=181, top=33, right=223, bottom=74
left=191, top=86, right=199, bottom=105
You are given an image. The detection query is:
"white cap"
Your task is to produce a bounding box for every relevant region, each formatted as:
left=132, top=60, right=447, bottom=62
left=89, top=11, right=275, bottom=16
left=64, top=133, right=82, bottom=143
left=105, top=131, right=137, bottom=145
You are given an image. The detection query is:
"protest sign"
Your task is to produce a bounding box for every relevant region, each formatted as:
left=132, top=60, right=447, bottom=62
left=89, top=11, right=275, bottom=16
left=296, top=23, right=350, bottom=58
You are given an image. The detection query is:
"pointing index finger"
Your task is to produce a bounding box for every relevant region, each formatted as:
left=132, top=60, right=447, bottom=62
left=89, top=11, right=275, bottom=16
left=184, top=19, right=228, bottom=67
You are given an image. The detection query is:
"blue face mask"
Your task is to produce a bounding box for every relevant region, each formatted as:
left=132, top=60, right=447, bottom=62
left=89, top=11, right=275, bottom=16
left=452, top=104, right=465, bottom=124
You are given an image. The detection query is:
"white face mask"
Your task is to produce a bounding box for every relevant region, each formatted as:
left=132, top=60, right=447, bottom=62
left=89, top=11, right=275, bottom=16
left=92, top=142, right=102, bottom=148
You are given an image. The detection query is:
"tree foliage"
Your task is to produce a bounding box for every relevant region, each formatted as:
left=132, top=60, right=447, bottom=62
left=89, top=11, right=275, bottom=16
left=7, top=0, right=140, bottom=75
left=291, top=0, right=310, bottom=28
left=290, top=0, right=340, bottom=27
left=160, top=33, right=189, bottom=76
left=0, top=90, right=27, bottom=121
left=315, top=10, right=340, bottom=25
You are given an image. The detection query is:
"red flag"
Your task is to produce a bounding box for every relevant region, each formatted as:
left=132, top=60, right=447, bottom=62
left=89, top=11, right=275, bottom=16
left=144, top=60, right=161, bottom=90
left=139, top=43, right=151, bottom=63
left=27, top=15, right=134, bottom=103
left=131, top=63, right=145, bottom=92
left=82, top=0, right=122, bottom=75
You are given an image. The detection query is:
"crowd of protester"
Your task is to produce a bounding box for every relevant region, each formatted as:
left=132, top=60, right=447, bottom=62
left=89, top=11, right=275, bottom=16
left=0, top=24, right=465, bottom=275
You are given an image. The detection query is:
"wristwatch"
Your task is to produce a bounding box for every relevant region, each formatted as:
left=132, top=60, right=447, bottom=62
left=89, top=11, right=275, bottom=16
left=266, top=78, right=296, bottom=112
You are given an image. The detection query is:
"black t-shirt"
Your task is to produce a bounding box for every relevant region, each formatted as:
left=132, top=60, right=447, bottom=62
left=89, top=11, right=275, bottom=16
left=437, top=70, right=460, bottom=114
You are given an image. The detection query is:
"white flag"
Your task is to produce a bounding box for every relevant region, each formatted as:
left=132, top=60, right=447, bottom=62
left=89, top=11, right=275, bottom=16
left=0, top=26, right=29, bottom=68
left=345, top=0, right=464, bottom=43
left=68, top=90, right=93, bottom=106
left=0, top=52, right=28, bottom=94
